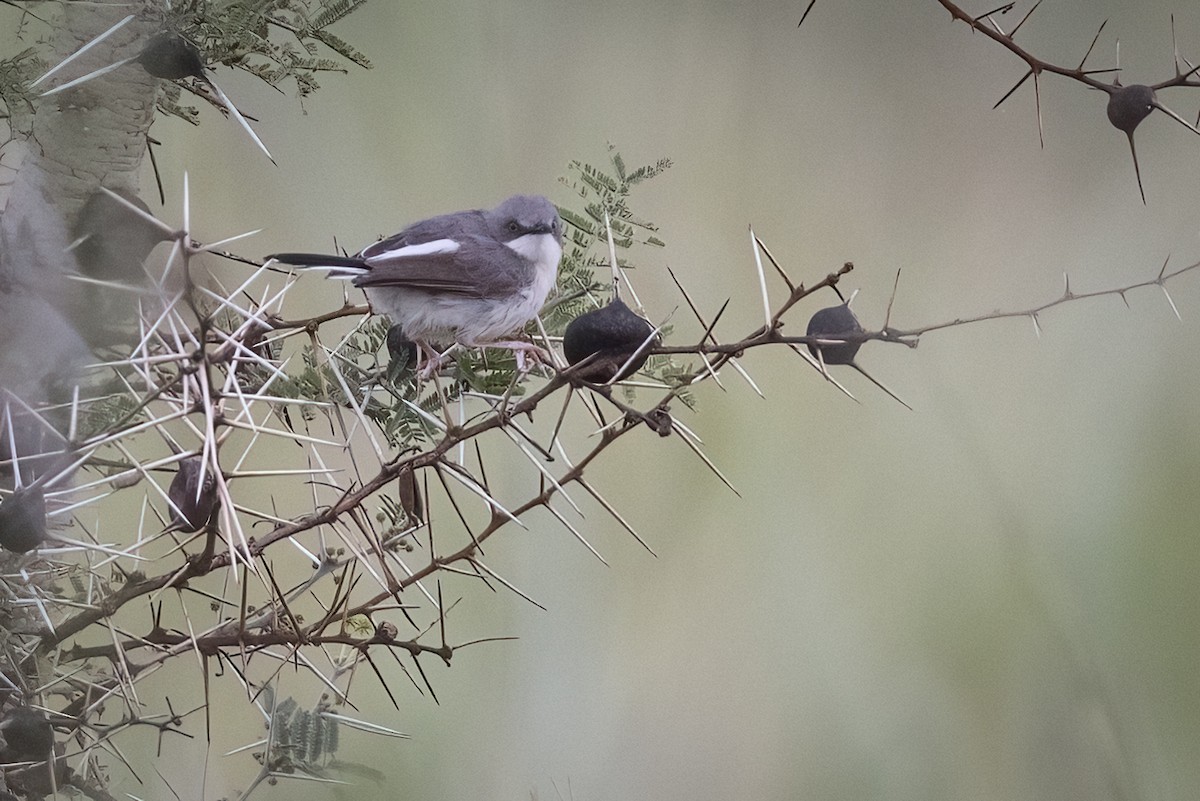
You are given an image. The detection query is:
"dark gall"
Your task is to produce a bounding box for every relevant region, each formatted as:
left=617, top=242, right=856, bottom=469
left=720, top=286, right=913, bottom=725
left=168, top=456, right=219, bottom=532
left=0, top=487, right=46, bottom=553
left=806, top=303, right=863, bottom=365
left=72, top=189, right=167, bottom=282
left=138, top=33, right=205, bottom=80
left=1106, top=84, right=1155, bottom=134
left=0, top=707, right=53, bottom=764
left=563, top=299, right=657, bottom=382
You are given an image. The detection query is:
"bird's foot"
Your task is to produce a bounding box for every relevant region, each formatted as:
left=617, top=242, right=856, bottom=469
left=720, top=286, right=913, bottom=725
left=415, top=341, right=552, bottom=379
left=415, top=343, right=455, bottom=380
left=487, top=340, right=553, bottom=375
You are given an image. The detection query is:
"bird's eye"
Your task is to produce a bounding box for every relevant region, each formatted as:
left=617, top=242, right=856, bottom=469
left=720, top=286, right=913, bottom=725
left=507, top=221, right=520, bottom=232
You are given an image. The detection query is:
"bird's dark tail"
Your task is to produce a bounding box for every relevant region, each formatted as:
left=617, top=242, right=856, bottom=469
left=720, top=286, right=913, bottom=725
left=266, top=252, right=368, bottom=274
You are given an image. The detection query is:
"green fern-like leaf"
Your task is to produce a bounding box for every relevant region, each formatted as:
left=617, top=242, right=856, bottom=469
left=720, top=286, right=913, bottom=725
left=311, top=0, right=369, bottom=31
left=311, top=29, right=372, bottom=68
left=154, top=80, right=201, bottom=125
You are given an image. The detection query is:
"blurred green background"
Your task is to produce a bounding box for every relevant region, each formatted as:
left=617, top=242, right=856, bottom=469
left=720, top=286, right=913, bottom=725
left=38, top=0, right=1200, bottom=798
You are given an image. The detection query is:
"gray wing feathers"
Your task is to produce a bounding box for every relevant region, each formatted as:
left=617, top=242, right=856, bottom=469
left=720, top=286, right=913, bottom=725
left=357, top=209, right=489, bottom=259
left=352, top=236, right=529, bottom=299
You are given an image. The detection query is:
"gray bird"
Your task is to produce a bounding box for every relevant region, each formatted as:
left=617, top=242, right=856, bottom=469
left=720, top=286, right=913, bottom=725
left=269, top=195, right=562, bottom=374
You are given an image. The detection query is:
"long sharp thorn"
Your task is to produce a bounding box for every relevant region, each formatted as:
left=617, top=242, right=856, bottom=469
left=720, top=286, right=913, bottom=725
left=68, top=384, right=80, bottom=443
left=884, top=268, right=902, bottom=329
left=319, top=711, right=409, bottom=739
left=694, top=355, right=725, bottom=389
left=1078, top=17, right=1107, bottom=70
left=973, top=4, right=1014, bottom=26
left=497, top=427, right=581, bottom=514
left=1173, top=14, right=1181, bottom=76
left=469, top=558, right=546, bottom=610
left=577, top=479, right=656, bottom=557
left=200, top=229, right=264, bottom=252
left=698, top=298, right=762, bottom=396
left=665, top=264, right=703, bottom=321
left=606, top=323, right=665, bottom=387
left=703, top=298, right=733, bottom=342
left=849, top=363, right=912, bottom=411
left=322, top=345, right=385, bottom=464
left=1179, top=60, right=1200, bottom=82
left=798, top=0, right=816, bottom=28
left=362, top=652, right=400, bottom=710
left=794, top=344, right=858, bottom=402
left=437, top=581, right=447, bottom=648
left=98, top=187, right=176, bottom=237
left=1011, top=0, right=1043, bottom=38
left=441, top=463, right=526, bottom=529
left=206, top=78, right=276, bottom=165
left=670, top=421, right=741, bottom=497
left=182, top=172, right=190, bottom=235
left=693, top=297, right=730, bottom=346
left=147, top=135, right=166, bottom=205
left=1127, top=133, right=1147, bottom=205
left=1151, top=100, right=1200, bottom=136
left=752, top=234, right=796, bottom=292
left=40, top=55, right=137, bottom=97
left=410, top=654, right=440, bottom=705
left=749, top=226, right=772, bottom=330
left=545, top=504, right=609, bottom=567
left=1161, top=284, right=1182, bottom=320
left=729, top=358, right=764, bottom=398
left=993, top=70, right=1032, bottom=110
left=31, top=13, right=134, bottom=86
left=292, top=650, right=350, bottom=703
left=1034, top=70, right=1045, bottom=148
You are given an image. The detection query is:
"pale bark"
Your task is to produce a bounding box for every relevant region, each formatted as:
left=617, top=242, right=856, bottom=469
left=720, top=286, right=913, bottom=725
left=0, top=1, right=162, bottom=411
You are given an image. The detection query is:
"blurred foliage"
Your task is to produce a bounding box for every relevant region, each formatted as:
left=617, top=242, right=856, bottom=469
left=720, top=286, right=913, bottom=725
left=268, top=695, right=340, bottom=771
left=554, top=144, right=671, bottom=318
left=76, top=393, right=147, bottom=441
left=160, top=0, right=372, bottom=121
left=0, top=0, right=372, bottom=126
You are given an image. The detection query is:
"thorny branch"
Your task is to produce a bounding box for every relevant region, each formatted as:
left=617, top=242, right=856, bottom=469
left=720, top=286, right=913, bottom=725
left=937, top=0, right=1200, bottom=200
left=13, top=214, right=1200, bottom=675
left=1, top=166, right=1197, bottom=796
left=2, top=5, right=1200, bottom=797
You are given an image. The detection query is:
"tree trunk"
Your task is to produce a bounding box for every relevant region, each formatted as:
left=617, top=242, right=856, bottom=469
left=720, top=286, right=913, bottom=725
left=0, top=1, right=162, bottom=444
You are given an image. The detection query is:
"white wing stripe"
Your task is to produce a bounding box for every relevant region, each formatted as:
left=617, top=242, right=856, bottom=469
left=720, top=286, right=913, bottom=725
left=296, top=265, right=368, bottom=277
left=365, top=238, right=461, bottom=263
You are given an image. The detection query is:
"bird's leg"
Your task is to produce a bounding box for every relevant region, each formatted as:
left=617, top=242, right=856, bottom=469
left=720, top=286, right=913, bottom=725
left=416, top=342, right=455, bottom=379
left=481, top=340, right=552, bottom=374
